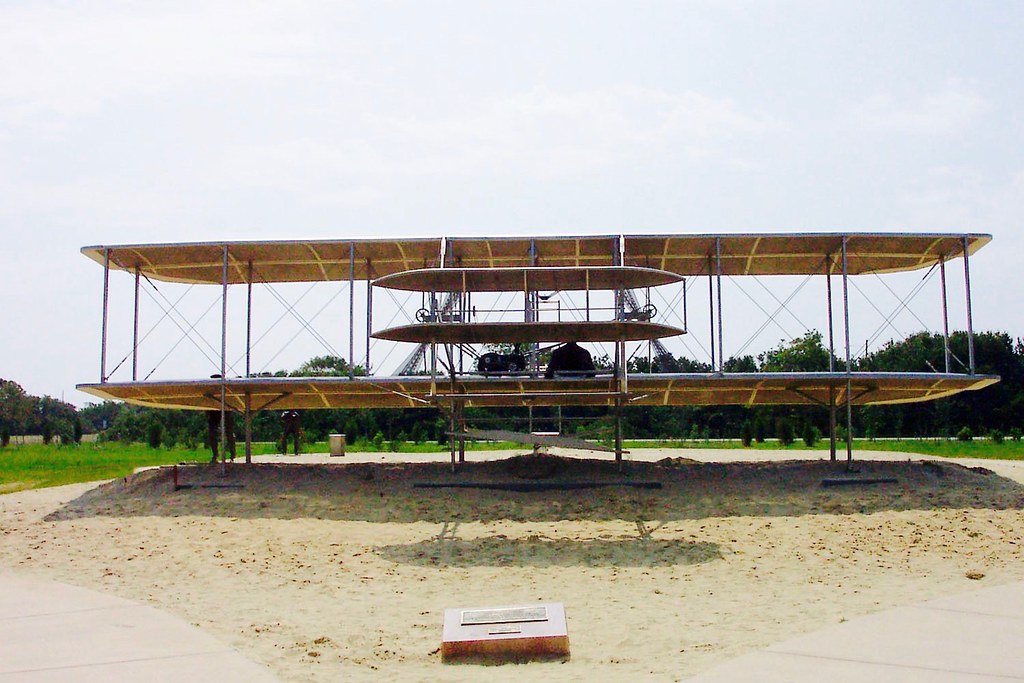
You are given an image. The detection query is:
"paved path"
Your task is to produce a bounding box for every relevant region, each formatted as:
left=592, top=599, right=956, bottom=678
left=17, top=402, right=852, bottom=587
left=0, top=573, right=279, bottom=682
left=687, top=581, right=1024, bottom=682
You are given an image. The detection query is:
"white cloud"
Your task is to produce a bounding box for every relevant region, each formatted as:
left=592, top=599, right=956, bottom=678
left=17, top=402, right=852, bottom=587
left=847, top=79, right=990, bottom=135
left=209, top=85, right=776, bottom=202
left=0, top=2, right=333, bottom=129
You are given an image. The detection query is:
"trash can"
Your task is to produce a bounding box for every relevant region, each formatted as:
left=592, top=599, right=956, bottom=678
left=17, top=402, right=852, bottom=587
left=329, top=433, right=346, bottom=457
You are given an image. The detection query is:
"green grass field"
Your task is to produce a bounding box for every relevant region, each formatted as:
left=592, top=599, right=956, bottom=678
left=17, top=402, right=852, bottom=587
left=1, top=437, right=1021, bottom=494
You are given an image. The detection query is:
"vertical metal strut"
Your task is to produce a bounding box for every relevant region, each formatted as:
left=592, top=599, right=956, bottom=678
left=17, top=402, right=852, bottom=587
left=349, top=242, right=356, bottom=379
left=939, top=256, right=950, bottom=373
left=708, top=256, right=715, bottom=371
left=245, top=261, right=253, bottom=378
left=963, top=235, right=976, bottom=375
left=220, top=244, right=229, bottom=474
left=841, top=237, right=853, bottom=468
left=366, top=259, right=373, bottom=374
left=244, top=390, right=252, bottom=465
left=100, top=249, right=110, bottom=383
left=132, top=266, right=140, bottom=381
left=715, top=237, right=723, bottom=371
left=825, top=253, right=836, bottom=461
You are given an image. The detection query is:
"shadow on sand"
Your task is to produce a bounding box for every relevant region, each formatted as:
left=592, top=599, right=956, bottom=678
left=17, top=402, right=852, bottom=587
left=376, top=532, right=722, bottom=568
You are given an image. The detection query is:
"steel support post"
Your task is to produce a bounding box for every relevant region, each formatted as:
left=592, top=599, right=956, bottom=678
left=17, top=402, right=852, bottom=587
left=963, top=236, right=976, bottom=375
left=826, top=254, right=836, bottom=461
left=244, top=390, right=252, bottom=464
left=449, top=397, right=457, bottom=473
left=614, top=398, right=623, bottom=471
left=939, top=256, right=951, bottom=373
left=458, top=400, right=466, bottom=463
left=100, top=249, right=110, bottom=383
left=841, top=237, right=853, bottom=468
left=828, top=385, right=837, bottom=462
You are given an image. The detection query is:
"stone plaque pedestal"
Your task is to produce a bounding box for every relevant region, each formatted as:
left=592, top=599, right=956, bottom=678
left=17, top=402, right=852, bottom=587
left=441, top=602, right=569, bottom=663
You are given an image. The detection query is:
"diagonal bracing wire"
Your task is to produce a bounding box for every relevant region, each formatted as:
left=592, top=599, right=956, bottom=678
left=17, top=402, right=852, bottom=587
left=143, top=294, right=223, bottom=380
left=260, top=279, right=345, bottom=355
left=255, top=280, right=348, bottom=372
left=106, top=280, right=197, bottom=379
left=728, top=277, right=794, bottom=341
left=842, top=251, right=939, bottom=361
left=862, top=266, right=937, bottom=349
left=235, top=279, right=324, bottom=368
left=846, top=278, right=904, bottom=344
left=732, top=271, right=816, bottom=359
left=750, top=272, right=814, bottom=333
left=137, top=277, right=231, bottom=377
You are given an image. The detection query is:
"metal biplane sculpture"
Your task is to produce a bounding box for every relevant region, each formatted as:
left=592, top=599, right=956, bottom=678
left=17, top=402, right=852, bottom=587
left=77, top=233, right=998, bottom=470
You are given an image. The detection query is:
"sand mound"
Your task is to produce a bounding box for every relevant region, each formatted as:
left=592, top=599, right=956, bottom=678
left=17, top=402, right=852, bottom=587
left=4, top=453, right=1023, bottom=683
left=48, top=457, right=1024, bottom=524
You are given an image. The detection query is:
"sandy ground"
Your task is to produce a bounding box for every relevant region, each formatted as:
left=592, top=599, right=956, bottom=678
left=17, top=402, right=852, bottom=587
left=2, top=448, right=1024, bottom=682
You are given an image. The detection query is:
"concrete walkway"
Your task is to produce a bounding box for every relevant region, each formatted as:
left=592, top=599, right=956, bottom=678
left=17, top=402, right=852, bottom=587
left=687, top=581, right=1024, bottom=682
left=0, top=574, right=279, bottom=682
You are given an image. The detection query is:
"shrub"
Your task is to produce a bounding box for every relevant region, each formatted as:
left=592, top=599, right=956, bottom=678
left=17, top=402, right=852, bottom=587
left=1009, top=427, right=1022, bottom=442
left=802, top=422, right=819, bottom=447
left=956, top=426, right=973, bottom=442
left=56, top=421, right=75, bottom=446
left=371, top=431, right=385, bottom=450
left=410, top=423, right=426, bottom=444
left=344, top=418, right=360, bottom=441
left=73, top=418, right=84, bottom=445
left=739, top=421, right=753, bottom=447
left=389, top=431, right=407, bottom=452
left=836, top=424, right=849, bottom=444
left=775, top=418, right=795, bottom=447
left=146, top=420, right=163, bottom=449
left=41, top=421, right=53, bottom=446
left=0, top=426, right=9, bottom=448
left=753, top=417, right=767, bottom=443
left=989, top=429, right=1005, bottom=444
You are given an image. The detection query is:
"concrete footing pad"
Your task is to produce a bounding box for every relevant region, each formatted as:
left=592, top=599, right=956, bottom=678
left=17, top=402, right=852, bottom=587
left=0, top=573, right=279, bottom=682
left=687, top=581, right=1024, bottom=682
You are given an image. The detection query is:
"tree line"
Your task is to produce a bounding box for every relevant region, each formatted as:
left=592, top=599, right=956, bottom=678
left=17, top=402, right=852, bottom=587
left=2, top=330, right=1021, bottom=450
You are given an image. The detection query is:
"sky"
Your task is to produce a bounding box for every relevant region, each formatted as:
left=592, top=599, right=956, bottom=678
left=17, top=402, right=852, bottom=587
left=1, top=1, right=1022, bottom=406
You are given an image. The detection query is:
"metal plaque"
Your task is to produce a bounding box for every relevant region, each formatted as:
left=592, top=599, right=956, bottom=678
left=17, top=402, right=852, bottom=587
left=461, top=606, right=548, bottom=626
